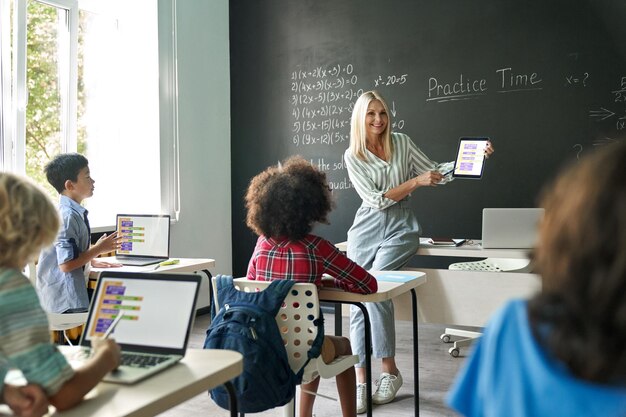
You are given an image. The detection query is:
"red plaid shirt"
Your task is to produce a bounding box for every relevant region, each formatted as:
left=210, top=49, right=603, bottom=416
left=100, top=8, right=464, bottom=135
left=247, top=234, right=377, bottom=294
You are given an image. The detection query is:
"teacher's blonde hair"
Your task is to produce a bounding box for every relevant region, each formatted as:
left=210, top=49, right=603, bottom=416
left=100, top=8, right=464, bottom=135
left=0, top=172, right=59, bottom=269
left=349, top=90, right=393, bottom=161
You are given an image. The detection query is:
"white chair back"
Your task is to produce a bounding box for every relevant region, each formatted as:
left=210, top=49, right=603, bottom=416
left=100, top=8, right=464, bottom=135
left=220, top=278, right=321, bottom=375
left=23, top=262, right=37, bottom=286
left=214, top=277, right=359, bottom=415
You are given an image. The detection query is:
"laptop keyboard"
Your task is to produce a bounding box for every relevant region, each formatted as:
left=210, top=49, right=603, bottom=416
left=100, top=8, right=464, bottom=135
left=120, top=352, right=170, bottom=368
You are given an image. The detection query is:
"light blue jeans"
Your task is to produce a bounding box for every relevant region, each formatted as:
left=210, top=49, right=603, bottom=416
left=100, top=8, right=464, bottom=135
left=347, top=201, right=421, bottom=367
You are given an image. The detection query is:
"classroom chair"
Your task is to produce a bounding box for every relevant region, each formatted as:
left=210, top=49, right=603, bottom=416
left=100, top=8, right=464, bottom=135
left=24, top=262, right=88, bottom=344
left=440, top=258, right=532, bottom=357
left=214, top=278, right=359, bottom=417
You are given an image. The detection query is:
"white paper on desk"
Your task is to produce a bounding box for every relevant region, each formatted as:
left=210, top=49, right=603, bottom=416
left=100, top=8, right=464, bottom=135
left=374, top=272, right=418, bottom=283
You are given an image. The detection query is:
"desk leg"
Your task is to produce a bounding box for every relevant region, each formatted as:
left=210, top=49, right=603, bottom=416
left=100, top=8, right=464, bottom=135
left=345, top=302, right=372, bottom=417
left=201, top=269, right=213, bottom=321
left=411, top=288, right=419, bottom=417
left=334, top=303, right=343, bottom=336
left=223, top=381, right=238, bottom=417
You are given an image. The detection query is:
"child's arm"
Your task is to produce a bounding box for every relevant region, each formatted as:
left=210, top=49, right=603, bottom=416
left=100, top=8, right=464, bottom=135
left=318, top=239, right=378, bottom=294
left=59, top=232, right=120, bottom=273
left=2, top=384, right=49, bottom=417
left=47, top=339, right=120, bottom=411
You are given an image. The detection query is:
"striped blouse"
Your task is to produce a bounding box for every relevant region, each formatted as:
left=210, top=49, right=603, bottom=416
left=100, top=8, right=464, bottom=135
left=344, top=132, right=453, bottom=210
left=0, top=268, right=74, bottom=396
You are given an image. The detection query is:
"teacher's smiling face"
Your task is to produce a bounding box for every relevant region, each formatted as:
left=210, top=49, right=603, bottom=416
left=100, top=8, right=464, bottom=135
left=365, top=99, right=388, bottom=141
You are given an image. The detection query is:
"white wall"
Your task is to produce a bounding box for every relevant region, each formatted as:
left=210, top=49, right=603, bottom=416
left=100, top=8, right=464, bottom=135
left=164, top=0, right=232, bottom=275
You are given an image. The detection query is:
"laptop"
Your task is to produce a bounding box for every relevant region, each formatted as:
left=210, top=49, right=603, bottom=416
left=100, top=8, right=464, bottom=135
left=79, top=271, right=201, bottom=384
left=115, top=214, right=170, bottom=266
left=482, top=208, right=544, bottom=248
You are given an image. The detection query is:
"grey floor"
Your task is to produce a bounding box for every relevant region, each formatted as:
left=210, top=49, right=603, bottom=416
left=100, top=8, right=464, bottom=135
left=158, top=313, right=477, bottom=417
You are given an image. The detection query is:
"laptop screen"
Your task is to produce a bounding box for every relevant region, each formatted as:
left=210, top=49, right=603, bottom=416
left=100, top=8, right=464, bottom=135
left=116, top=214, right=170, bottom=258
left=482, top=208, right=544, bottom=249
left=81, top=272, right=200, bottom=354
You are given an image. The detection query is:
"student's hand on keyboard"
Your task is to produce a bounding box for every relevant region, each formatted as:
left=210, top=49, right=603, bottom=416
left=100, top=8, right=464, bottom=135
left=91, top=338, right=121, bottom=371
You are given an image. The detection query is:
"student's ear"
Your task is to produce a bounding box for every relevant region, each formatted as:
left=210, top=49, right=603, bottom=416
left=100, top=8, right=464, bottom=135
left=64, top=179, right=75, bottom=191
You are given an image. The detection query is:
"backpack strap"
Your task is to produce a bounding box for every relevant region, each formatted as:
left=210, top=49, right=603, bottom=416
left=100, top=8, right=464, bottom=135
left=212, top=275, right=237, bottom=319
left=263, top=279, right=296, bottom=316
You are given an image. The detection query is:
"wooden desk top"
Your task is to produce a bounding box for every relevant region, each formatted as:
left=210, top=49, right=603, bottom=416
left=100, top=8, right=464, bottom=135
left=51, top=348, right=242, bottom=417
left=319, top=270, right=426, bottom=303
left=90, top=257, right=215, bottom=278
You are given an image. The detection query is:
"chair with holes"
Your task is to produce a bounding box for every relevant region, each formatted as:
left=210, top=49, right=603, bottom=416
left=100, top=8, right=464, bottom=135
left=441, top=258, right=532, bottom=357
left=24, top=262, right=88, bottom=344
left=215, top=277, right=359, bottom=417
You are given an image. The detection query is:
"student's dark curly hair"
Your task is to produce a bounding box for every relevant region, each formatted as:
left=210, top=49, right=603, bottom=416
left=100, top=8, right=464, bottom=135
left=245, top=156, right=333, bottom=241
left=528, top=140, right=626, bottom=384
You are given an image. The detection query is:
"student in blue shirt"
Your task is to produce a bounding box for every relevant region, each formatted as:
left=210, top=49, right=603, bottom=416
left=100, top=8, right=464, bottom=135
left=37, top=153, right=121, bottom=313
left=447, top=141, right=626, bottom=416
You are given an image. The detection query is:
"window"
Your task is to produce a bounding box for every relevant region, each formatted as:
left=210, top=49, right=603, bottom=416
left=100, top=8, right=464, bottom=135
left=0, top=0, right=179, bottom=229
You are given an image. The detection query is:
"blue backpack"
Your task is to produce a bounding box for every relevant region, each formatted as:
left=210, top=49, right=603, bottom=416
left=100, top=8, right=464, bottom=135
left=204, top=275, right=324, bottom=413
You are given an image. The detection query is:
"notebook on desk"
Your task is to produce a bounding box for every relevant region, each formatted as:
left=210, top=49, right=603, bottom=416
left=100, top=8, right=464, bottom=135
left=79, top=271, right=201, bottom=384
left=115, top=214, right=170, bottom=266
left=482, top=208, right=544, bottom=248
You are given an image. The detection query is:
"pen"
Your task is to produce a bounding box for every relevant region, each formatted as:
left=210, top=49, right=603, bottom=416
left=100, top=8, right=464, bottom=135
left=103, top=310, right=125, bottom=339
left=153, top=259, right=180, bottom=270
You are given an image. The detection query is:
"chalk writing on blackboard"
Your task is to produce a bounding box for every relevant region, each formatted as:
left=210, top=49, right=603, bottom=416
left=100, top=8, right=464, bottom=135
left=495, top=67, right=543, bottom=93
left=427, top=74, right=488, bottom=102
left=310, top=156, right=354, bottom=190
left=290, top=63, right=361, bottom=147
left=589, top=107, right=616, bottom=121
left=565, top=72, right=589, bottom=87
left=374, top=73, right=408, bottom=87
left=613, top=76, right=626, bottom=103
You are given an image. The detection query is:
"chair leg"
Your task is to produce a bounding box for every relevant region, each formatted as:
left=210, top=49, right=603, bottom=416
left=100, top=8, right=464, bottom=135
left=441, top=328, right=482, bottom=357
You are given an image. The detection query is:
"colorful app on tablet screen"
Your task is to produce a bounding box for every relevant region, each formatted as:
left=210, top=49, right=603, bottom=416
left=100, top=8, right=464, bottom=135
left=452, top=137, right=489, bottom=179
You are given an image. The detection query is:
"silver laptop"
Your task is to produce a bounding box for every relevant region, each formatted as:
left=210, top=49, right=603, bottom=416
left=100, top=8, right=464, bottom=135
left=79, top=271, right=201, bottom=384
left=482, top=208, right=544, bottom=248
left=115, top=214, right=170, bottom=266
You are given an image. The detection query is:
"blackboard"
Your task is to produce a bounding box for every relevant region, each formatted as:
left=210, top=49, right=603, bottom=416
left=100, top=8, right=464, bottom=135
left=230, top=0, right=626, bottom=275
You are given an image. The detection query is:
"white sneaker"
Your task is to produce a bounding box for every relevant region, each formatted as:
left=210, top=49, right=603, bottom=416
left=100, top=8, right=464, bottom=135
left=372, top=371, right=403, bottom=405
left=356, top=383, right=367, bottom=414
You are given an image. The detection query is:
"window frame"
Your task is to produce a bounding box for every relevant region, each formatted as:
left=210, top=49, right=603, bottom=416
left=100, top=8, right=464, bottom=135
left=11, top=0, right=78, bottom=174
left=1, top=0, right=180, bottom=227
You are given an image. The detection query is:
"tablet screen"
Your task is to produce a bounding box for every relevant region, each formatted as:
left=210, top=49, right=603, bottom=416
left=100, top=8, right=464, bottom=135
left=452, top=137, right=489, bottom=179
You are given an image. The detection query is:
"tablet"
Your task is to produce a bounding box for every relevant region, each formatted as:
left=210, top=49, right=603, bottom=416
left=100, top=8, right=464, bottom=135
left=451, top=137, right=489, bottom=179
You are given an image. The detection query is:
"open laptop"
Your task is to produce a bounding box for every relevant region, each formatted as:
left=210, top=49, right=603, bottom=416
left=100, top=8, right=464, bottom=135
left=79, top=271, right=201, bottom=384
left=482, top=208, right=544, bottom=248
left=115, top=214, right=170, bottom=266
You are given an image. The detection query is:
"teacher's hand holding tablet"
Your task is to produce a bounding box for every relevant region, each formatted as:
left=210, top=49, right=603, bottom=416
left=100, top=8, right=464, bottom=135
left=484, top=140, right=495, bottom=158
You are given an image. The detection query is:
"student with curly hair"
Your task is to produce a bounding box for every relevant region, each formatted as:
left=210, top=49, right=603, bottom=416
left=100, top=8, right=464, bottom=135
left=245, top=156, right=378, bottom=417
left=447, top=141, right=626, bottom=416
left=0, top=172, right=121, bottom=412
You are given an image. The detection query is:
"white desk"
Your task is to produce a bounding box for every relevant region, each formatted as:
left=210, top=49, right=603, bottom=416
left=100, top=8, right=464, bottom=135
left=336, top=240, right=540, bottom=327
left=90, top=257, right=215, bottom=275
left=90, top=258, right=216, bottom=312
left=319, top=271, right=426, bottom=417
left=335, top=238, right=530, bottom=259
left=49, top=347, right=242, bottom=417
